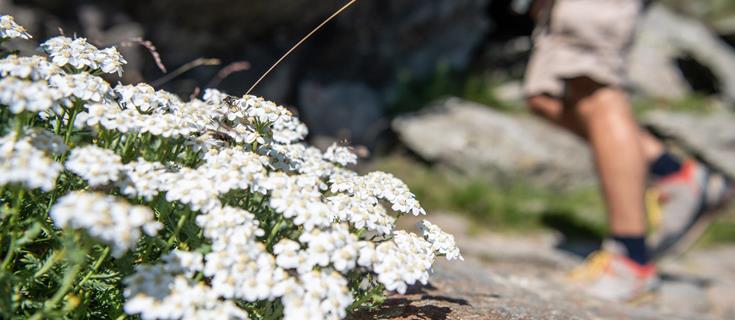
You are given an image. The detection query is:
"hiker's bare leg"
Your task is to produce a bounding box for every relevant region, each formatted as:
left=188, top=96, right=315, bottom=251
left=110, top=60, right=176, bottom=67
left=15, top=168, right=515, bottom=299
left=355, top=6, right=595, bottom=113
left=569, top=77, right=647, bottom=236
left=528, top=95, right=665, bottom=162
left=527, top=94, right=587, bottom=138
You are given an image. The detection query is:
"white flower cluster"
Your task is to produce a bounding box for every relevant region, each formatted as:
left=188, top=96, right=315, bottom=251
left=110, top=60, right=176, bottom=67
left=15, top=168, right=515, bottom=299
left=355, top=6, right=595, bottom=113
left=117, top=158, right=167, bottom=201
left=0, top=77, right=60, bottom=113
left=0, top=15, right=31, bottom=40
left=0, top=55, right=60, bottom=80
left=323, top=143, right=357, bottom=166
left=49, top=191, right=162, bottom=257
left=25, top=128, right=68, bottom=155
left=263, top=173, right=333, bottom=230
left=0, top=15, right=463, bottom=319
left=0, top=131, right=63, bottom=191
left=329, top=170, right=426, bottom=216
left=66, top=145, right=123, bottom=187
left=196, top=206, right=288, bottom=302
left=123, top=259, right=249, bottom=320
left=50, top=72, right=111, bottom=103
left=200, top=147, right=268, bottom=195
left=417, top=220, right=463, bottom=261
left=162, top=167, right=222, bottom=212
left=74, top=99, right=198, bottom=138
left=115, top=83, right=179, bottom=113
left=40, top=36, right=126, bottom=75
left=326, top=193, right=395, bottom=235
left=374, top=231, right=435, bottom=294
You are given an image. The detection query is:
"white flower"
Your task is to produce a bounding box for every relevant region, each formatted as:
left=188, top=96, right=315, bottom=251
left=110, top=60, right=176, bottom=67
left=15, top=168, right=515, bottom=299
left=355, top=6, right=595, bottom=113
left=373, top=231, right=435, bottom=294
left=65, top=145, right=123, bottom=187
left=272, top=115, right=308, bottom=144
left=0, top=77, right=60, bottom=114
left=0, top=55, right=60, bottom=80
left=326, top=193, right=394, bottom=235
left=115, top=83, right=178, bottom=113
left=281, top=270, right=353, bottom=320
left=195, top=206, right=264, bottom=245
left=24, top=128, right=67, bottom=155
left=123, top=264, right=249, bottom=320
left=0, top=15, right=31, bottom=39
left=49, top=191, right=162, bottom=257
left=40, top=36, right=126, bottom=74
left=117, top=158, right=167, bottom=201
left=200, top=146, right=268, bottom=195
left=323, top=143, right=357, bottom=166
left=264, top=173, right=334, bottom=231
left=49, top=72, right=111, bottom=103
left=162, top=167, right=221, bottom=212
left=74, top=101, right=120, bottom=128
left=417, top=220, right=463, bottom=261
left=0, top=131, right=63, bottom=191
left=162, top=250, right=204, bottom=277
left=274, top=239, right=302, bottom=270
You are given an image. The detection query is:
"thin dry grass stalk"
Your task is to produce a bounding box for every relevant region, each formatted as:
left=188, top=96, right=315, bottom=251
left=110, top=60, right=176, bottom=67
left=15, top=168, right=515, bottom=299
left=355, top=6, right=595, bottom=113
left=245, top=0, right=358, bottom=95
left=120, top=37, right=167, bottom=73
left=151, top=57, right=221, bottom=87
left=207, top=61, right=251, bottom=88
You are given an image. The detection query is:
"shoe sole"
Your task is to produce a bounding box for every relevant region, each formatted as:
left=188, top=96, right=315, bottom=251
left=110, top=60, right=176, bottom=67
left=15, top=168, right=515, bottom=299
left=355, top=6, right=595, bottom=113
left=651, top=182, right=735, bottom=264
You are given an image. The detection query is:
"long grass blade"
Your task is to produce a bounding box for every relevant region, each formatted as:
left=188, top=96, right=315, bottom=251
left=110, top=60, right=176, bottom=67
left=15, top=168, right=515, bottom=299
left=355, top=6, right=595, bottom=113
left=245, top=0, right=358, bottom=95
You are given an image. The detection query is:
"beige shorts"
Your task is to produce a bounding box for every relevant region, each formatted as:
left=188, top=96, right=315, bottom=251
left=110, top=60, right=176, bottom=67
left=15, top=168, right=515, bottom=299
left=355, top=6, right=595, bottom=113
left=523, top=0, right=643, bottom=98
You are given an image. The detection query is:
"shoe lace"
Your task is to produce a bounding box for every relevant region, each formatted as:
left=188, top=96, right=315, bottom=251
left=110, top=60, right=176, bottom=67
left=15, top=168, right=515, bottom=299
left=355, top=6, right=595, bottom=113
left=569, top=251, right=612, bottom=281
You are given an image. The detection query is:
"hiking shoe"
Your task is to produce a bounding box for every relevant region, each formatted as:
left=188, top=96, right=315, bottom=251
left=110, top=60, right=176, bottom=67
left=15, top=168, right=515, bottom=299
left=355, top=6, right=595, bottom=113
left=569, top=245, right=658, bottom=302
left=647, top=160, right=735, bottom=261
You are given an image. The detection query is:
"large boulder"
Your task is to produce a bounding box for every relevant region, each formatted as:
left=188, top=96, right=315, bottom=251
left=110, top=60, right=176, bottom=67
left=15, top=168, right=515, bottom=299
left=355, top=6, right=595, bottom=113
left=628, top=4, right=735, bottom=103
left=642, top=110, right=735, bottom=178
left=392, top=98, right=595, bottom=189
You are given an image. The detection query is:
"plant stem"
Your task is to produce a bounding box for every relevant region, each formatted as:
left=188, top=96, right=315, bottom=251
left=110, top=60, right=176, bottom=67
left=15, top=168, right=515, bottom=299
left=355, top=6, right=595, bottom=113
left=75, top=246, right=110, bottom=290
left=64, top=104, right=80, bottom=145
left=266, top=218, right=285, bottom=247
left=2, top=189, right=25, bottom=270
left=167, top=212, right=188, bottom=246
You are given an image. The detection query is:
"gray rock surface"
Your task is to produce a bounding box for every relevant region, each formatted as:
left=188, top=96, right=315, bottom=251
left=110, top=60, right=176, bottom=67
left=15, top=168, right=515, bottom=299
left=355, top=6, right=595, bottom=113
left=353, top=213, right=735, bottom=319
left=629, top=4, right=735, bottom=103
left=642, top=110, right=735, bottom=178
left=392, top=98, right=595, bottom=189
left=299, top=81, right=384, bottom=146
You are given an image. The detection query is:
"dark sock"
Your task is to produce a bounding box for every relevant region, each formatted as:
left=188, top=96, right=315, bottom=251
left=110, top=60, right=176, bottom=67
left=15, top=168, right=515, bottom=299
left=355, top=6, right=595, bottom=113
left=649, top=152, right=682, bottom=178
left=612, top=235, right=649, bottom=265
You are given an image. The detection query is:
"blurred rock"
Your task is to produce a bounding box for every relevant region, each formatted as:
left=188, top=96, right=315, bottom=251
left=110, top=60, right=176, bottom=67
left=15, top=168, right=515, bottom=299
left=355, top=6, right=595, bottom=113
left=392, top=98, right=595, bottom=189
left=629, top=4, right=735, bottom=103
left=642, top=110, right=735, bottom=178
left=299, top=81, right=384, bottom=147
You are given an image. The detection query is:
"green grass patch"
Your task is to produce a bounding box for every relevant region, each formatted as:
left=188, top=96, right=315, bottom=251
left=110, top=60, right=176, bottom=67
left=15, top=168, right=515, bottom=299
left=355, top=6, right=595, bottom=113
left=632, top=94, right=719, bottom=118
